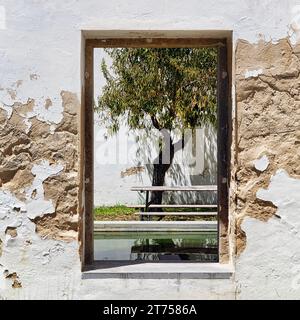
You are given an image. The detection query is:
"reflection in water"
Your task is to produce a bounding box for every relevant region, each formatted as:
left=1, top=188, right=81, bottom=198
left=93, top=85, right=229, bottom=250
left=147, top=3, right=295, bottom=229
left=94, top=232, right=217, bottom=262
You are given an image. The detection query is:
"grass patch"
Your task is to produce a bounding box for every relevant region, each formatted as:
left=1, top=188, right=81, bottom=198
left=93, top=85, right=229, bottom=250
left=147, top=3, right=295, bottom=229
left=94, top=205, right=135, bottom=216
left=94, top=205, right=137, bottom=221
left=94, top=205, right=217, bottom=221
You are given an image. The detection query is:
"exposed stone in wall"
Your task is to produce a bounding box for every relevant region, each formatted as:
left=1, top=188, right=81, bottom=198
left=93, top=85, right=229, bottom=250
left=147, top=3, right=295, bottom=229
left=235, top=39, right=300, bottom=255
left=5, top=227, right=18, bottom=238
left=32, top=91, right=79, bottom=240
left=0, top=86, right=80, bottom=298
left=0, top=89, right=80, bottom=258
left=120, top=166, right=145, bottom=178
left=4, top=271, right=22, bottom=288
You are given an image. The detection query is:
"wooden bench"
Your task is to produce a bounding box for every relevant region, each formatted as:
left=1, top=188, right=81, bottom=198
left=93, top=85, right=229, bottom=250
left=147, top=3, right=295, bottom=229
left=131, top=186, right=217, bottom=192
left=127, top=204, right=217, bottom=209
left=134, top=212, right=217, bottom=216
left=130, top=185, right=217, bottom=220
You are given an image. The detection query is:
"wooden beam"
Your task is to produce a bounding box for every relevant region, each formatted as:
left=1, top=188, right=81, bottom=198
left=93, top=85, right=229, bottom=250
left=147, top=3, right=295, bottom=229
left=84, top=43, right=94, bottom=265
left=217, top=41, right=230, bottom=263
left=86, top=38, right=226, bottom=48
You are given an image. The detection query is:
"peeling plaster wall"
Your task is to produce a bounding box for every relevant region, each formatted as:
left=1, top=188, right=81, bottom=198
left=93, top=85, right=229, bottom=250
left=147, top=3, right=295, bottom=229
left=236, top=170, right=300, bottom=299
left=234, top=38, right=300, bottom=298
left=0, top=0, right=300, bottom=300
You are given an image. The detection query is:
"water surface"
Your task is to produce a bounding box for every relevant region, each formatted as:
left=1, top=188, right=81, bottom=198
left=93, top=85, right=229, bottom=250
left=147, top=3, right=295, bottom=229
left=94, top=231, right=218, bottom=262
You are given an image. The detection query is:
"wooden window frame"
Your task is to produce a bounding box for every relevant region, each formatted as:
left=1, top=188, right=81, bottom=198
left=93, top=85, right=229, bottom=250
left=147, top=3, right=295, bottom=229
left=81, top=35, right=231, bottom=269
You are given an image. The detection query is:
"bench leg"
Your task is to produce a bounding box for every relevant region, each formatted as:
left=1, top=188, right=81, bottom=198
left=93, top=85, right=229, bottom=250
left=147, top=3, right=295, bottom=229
left=145, top=190, right=150, bottom=221
left=140, top=207, right=144, bottom=221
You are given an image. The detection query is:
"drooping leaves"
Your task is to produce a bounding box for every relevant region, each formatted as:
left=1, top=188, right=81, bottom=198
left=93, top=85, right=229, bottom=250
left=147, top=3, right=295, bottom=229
left=96, top=48, right=217, bottom=135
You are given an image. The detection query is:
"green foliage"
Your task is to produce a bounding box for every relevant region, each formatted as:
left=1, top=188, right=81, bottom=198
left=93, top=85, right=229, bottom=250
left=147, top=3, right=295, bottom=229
left=96, top=48, right=217, bottom=135
left=94, top=205, right=136, bottom=216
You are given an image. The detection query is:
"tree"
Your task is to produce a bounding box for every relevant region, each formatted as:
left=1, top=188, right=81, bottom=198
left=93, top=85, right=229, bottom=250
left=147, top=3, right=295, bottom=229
left=96, top=48, right=217, bottom=205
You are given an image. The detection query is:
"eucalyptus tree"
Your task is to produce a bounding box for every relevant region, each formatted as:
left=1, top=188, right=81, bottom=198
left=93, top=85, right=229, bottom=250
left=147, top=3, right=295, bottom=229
left=97, top=48, right=217, bottom=205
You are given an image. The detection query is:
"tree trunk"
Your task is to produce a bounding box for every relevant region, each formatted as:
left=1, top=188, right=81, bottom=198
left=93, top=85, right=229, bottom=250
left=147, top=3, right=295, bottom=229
left=149, top=130, right=192, bottom=207
left=149, top=133, right=175, bottom=208
left=150, top=153, right=174, bottom=206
